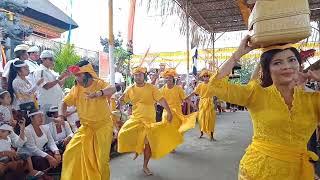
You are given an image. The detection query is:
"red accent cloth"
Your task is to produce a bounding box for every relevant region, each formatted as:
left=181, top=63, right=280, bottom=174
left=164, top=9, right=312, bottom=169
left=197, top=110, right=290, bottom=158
left=68, top=66, right=81, bottom=74
left=300, top=49, right=316, bottom=61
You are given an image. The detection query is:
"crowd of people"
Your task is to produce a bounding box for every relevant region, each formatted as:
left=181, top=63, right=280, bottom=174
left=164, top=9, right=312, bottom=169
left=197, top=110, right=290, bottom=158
left=0, top=45, right=80, bottom=179
left=0, top=35, right=320, bottom=180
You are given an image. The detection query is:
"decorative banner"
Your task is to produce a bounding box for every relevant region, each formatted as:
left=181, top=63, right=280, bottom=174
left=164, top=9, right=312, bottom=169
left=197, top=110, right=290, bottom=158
left=127, top=0, right=136, bottom=54
left=99, top=51, right=109, bottom=80
left=130, top=42, right=320, bottom=64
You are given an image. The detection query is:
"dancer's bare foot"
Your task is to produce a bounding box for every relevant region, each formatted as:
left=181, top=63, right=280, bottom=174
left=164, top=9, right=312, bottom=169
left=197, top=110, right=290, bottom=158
left=210, top=137, right=217, bottom=141
left=199, top=131, right=203, bottom=139
left=210, top=132, right=216, bottom=141
left=143, top=167, right=153, bottom=176
left=133, top=152, right=139, bottom=160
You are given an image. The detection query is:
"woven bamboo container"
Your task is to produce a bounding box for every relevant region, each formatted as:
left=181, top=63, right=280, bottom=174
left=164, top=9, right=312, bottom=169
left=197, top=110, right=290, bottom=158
left=248, top=0, right=312, bottom=47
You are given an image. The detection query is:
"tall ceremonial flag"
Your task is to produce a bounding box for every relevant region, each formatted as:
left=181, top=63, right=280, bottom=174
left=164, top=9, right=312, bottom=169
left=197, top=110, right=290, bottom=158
left=127, top=0, right=137, bottom=54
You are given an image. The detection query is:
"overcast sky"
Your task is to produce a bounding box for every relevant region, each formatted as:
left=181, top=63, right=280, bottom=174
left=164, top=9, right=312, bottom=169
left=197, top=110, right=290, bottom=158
left=48, top=0, right=256, bottom=54
left=49, top=0, right=319, bottom=66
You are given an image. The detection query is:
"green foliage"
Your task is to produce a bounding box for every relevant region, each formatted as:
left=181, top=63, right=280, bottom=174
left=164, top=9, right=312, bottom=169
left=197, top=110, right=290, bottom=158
left=113, top=33, right=131, bottom=74
left=54, top=44, right=81, bottom=88
left=230, top=60, right=257, bottom=84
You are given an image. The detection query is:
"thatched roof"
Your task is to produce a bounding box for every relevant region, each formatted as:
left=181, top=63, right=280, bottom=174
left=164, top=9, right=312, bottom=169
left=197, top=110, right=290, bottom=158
left=174, top=0, right=320, bottom=33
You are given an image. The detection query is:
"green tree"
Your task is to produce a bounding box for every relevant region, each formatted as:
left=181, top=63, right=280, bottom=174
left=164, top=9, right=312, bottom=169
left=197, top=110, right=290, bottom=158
left=114, top=39, right=131, bottom=74
left=230, top=60, right=257, bottom=84
left=101, top=33, right=131, bottom=74
left=54, top=44, right=81, bottom=88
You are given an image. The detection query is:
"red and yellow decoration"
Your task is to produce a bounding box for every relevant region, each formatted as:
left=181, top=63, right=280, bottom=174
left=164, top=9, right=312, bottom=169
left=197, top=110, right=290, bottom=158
left=68, top=64, right=99, bottom=79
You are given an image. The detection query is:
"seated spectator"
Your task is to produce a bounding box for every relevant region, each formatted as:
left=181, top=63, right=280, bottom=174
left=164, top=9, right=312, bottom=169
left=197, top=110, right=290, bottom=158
left=18, top=110, right=61, bottom=173
left=0, top=90, right=27, bottom=146
left=0, top=121, right=44, bottom=178
left=66, top=106, right=80, bottom=132
left=46, top=106, right=73, bottom=152
left=64, top=88, right=80, bottom=132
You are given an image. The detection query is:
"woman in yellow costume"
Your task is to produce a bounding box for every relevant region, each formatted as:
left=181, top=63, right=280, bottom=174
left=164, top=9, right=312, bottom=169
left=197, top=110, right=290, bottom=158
left=59, top=60, right=121, bottom=180
left=160, top=68, right=198, bottom=134
left=118, top=67, right=183, bottom=176
left=187, top=69, right=216, bottom=141
left=209, top=35, right=320, bottom=180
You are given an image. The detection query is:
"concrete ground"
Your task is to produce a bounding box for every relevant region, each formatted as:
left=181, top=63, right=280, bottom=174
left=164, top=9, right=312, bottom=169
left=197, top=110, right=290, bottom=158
left=110, top=111, right=253, bottom=180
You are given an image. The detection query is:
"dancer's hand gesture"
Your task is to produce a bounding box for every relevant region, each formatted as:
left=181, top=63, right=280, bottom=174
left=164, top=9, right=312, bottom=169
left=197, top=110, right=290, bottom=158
left=293, top=70, right=320, bottom=88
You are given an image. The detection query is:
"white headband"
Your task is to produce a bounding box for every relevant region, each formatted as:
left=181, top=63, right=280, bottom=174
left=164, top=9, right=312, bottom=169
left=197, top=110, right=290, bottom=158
left=13, top=62, right=27, bottom=68
left=0, top=90, right=9, bottom=96
left=28, top=111, right=43, bottom=118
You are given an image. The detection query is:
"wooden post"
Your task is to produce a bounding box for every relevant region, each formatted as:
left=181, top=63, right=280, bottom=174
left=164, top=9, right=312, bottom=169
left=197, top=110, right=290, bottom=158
left=186, top=1, right=190, bottom=78
left=318, top=21, right=320, bottom=53
left=212, top=32, right=215, bottom=70
left=108, top=0, right=115, bottom=85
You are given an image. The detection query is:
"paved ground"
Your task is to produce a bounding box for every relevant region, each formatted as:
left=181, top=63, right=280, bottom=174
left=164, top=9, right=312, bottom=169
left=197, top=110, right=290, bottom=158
left=110, top=111, right=253, bottom=180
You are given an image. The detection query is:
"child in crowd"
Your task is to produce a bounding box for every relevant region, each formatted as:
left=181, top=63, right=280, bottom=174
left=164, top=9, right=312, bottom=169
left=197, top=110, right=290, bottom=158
left=0, top=89, right=28, bottom=147
left=0, top=122, right=44, bottom=178
left=0, top=89, right=43, bottom=178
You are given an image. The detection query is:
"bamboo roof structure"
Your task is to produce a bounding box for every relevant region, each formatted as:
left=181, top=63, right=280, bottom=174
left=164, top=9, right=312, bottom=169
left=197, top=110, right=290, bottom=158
left=173, top=0, right=320, bottom=33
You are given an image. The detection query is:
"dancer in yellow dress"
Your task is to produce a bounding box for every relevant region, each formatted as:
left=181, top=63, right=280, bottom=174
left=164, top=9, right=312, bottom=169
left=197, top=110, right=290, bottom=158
left=188, top=69, right=216, bottom=141
left=160, top=68, right=198, bottom=133
left=59, top=61, right=120, bottom=180
left=209, top=35, right=320, bottom=180
left=118, top=67, right=183, bottom=176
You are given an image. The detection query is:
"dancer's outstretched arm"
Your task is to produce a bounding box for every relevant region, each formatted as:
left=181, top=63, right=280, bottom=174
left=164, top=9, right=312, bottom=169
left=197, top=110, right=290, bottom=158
left=86, top=84, right=121, bottom=98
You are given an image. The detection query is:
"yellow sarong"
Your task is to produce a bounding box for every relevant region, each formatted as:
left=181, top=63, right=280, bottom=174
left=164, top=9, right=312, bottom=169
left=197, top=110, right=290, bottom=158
left=198, top=97, right=216, bottom=135
left=239, top=139, right=318, bottom=180
left=163, top=107, right=198, bottom=133
left=61, top=79, right=113, bottom=180
left=118, top=83, right=182, bottom=159
left=160, top=85, right=197, bottom=133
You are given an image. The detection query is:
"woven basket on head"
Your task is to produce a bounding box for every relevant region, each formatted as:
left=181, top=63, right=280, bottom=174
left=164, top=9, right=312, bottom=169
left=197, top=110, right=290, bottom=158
left=248, top=0, right=311, bottom=47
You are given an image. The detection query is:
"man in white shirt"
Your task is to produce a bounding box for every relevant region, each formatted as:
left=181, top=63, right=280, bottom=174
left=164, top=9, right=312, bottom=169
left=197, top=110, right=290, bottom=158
left=1, top=44, right=29, bottom=89
left=34, top=50, right=69, bottom=122
left=25, top=46, right=41, bottom=86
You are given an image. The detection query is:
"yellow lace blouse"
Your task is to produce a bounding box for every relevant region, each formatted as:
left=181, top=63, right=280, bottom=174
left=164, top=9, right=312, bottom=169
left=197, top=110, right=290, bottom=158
left=209, top=76, right=320, bottom=180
